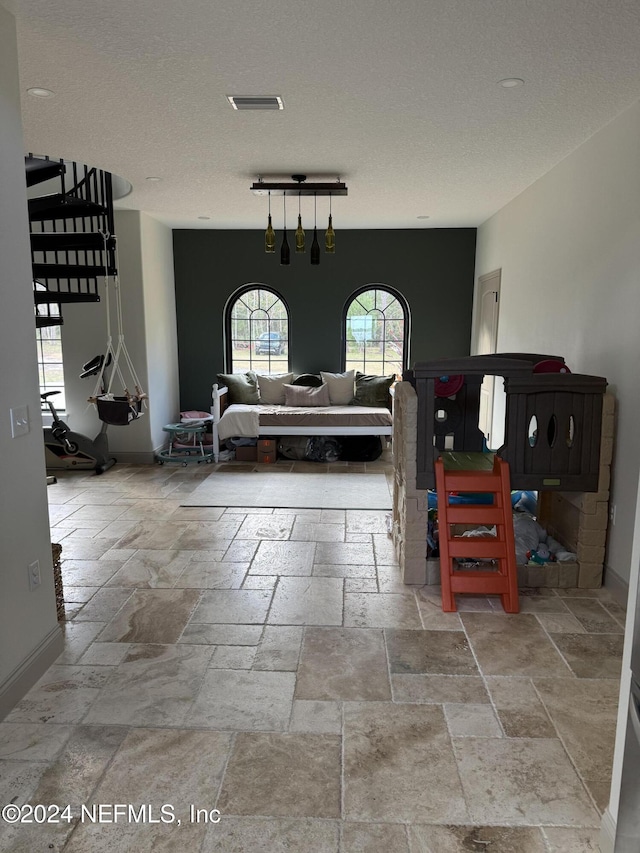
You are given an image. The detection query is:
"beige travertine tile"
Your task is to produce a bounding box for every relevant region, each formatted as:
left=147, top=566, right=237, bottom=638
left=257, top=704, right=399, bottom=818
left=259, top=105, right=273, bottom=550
left=178, top=622, right=262, bottom=645
left=534, top=677, right=619, bottom=783
left=291, top=521, right=345, bottom=542
left=235, top=515, right=294, bottom=540
left=201, top=817, right=340, bottom=852
left=343, top=702, right=468, bottom=823
left=341, top=822, right=410, bottom=852
left=190, top=588, right=272, bottom=624
left=409, top=824, right=548, bottom=852
left=563, top=598, right=624, bottom=634
left=461, top=612, right=572, bottom=677
left=0, top=723, right=74, bottom=762
left=485, top=676, right=556, bottom=738
left=550, top=633, right=624, bottom=678
left=73, top=587, right=134, bottom=623
left=296, top=628, right=390, bottom=700
left=268, top=577, right=344, bottom=625
left=250, top=540, right=316, bottom=575
left=217, top=733, right=341, bottom=817
left=98, top=588, right=201, bottom=643
left=315, top=541, right=375, bottom=565
left=290, top=700, right=342, bottom=734
left=391, top=674, right=490, bottom=705
left=453, top=737, right=600, bottom=826
left=253, top=626, right=303, bottom=671
left=444, top=703, right=502, bottom=737
left=386, top=629, right=479, bottom=675
left=174, top=519, right=243, bottom=548
left=187, top=669, right=295, bottom=730
left=542, top=826, right=603, bottom=851
left=61, top=560, right=124, bottom=586
left=535, top=612, right=587, bottom=633
left=103, top=550, right=195, bottom=587
left=114, top=520, right=188, bottom=550
left=209, top=644, right=257, bottom=669
left=174, top=560, right=248, bottom=589
left=27, top=725, right=128, bottom=806
left=313, top=563, right=377, bottom=578
left=84, top=644, right=213, bottom=726
left=344, top=592, right=422, bottom=629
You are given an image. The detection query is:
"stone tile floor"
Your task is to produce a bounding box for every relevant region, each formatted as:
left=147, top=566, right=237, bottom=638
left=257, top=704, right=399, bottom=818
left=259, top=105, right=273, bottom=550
left=0, top=458, right=625, bottom=852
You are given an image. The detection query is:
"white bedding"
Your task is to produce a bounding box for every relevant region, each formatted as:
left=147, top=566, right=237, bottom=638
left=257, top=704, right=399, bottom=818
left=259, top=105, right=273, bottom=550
left=216, top=403, right=393, bottom=441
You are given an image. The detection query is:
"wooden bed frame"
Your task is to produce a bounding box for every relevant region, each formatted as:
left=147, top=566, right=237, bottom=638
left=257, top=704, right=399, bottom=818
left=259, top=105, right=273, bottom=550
left=210, top=383, right=393, bottom=462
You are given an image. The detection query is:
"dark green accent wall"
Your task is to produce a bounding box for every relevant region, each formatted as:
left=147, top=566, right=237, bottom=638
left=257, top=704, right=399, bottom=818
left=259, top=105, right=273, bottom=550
left=173, top=228, right=477, bottom=410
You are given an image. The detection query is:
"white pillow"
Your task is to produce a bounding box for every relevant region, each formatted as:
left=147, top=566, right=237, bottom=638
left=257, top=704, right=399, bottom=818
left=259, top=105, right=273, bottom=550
left=320, top=370, right=356, bottom=405
left=256, top=373, right=294, bottom=405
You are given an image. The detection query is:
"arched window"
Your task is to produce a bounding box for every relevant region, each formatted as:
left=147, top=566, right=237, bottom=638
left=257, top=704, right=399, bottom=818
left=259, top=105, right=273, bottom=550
left=343, top=285, right=409, bottom=377
left=225, top=285, right=290, bottom=374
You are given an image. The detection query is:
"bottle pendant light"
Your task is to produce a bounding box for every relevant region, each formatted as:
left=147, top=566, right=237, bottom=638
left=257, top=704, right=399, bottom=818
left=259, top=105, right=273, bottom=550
left=280, top=193, right=290, bottom=265
left=265, top=191, right=276, bottom=253
left=325, top=194, right=335, bottom=253
left=310, top=193, right=320, bottom=265
left=295, top=192, right=305, bottom=253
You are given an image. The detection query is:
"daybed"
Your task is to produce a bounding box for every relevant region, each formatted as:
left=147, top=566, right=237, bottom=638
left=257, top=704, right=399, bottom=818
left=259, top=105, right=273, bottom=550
left=210, top=370, right=394, bottom=462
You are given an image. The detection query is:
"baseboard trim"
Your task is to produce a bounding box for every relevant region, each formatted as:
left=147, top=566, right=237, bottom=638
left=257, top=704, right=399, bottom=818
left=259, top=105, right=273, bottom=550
left=603, top=565, right=630, bottom=608
left=600, top=807, right=616, bottom=853
left=0, top=624, right=63, bottom=720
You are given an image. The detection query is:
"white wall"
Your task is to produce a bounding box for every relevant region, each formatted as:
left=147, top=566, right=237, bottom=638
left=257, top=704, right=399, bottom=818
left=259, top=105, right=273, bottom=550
left=139, top=212, right=180, bottom=450
left=474, top=101, right=640, bottom=590
left=60, top=210, right=178, bottom=460
left=0, top=4, right=61, bottom=715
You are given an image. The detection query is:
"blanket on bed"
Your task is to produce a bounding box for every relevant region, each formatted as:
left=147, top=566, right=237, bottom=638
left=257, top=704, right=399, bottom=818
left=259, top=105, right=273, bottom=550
left=216, top=403, right=392, bottom=440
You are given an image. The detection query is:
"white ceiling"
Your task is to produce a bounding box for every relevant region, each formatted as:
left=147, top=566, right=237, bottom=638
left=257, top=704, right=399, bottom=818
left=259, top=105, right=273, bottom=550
left=10, top=0, right=640, bottom=230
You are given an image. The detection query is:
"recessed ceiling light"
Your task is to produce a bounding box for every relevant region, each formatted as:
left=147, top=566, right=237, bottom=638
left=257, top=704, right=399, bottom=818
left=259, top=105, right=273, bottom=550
left=227, top=95, right=284, bottom=111
left=498, top=78, right=524, bottom=88
left=27, top=87, right=55, bottom=98
left=145, top=176, right=161, bottom=182
left=417, top=215, right=430, bottom=220
left=197, top=216, right=211, bottom=220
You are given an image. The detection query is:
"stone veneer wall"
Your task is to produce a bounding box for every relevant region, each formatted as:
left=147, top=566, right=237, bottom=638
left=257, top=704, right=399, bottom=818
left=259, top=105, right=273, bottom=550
left=392, top=382, right=615, bottom=589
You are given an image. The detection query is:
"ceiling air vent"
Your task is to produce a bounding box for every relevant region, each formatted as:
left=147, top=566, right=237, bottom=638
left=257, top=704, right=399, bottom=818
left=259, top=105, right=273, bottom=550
left=227, top=96, right=284, bottom=111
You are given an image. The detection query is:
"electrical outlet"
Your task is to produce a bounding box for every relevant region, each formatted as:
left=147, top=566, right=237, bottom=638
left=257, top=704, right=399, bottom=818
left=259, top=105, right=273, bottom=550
left=28, top=560, right=41, bottom=591
left=610, top=504, right=617, bottom=525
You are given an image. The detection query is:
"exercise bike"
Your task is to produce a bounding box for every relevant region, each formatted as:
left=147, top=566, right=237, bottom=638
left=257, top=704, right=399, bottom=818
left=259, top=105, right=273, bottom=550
left=42, top=355, right=117, bottom=475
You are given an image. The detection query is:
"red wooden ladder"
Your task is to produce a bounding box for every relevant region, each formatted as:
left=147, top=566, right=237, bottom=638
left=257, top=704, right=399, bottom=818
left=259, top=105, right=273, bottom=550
left=435, top=455, right=520, bottom=613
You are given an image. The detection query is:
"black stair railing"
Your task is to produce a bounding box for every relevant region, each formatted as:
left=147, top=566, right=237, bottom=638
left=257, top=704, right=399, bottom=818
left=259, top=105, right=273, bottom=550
left=26, top=154, right=118, bottom=326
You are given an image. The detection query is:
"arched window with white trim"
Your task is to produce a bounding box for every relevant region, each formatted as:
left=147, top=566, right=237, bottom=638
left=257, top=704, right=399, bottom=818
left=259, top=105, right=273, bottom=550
left=343, top=285, right=409, bottom=377
left=225, top=285, right=290, bottom=374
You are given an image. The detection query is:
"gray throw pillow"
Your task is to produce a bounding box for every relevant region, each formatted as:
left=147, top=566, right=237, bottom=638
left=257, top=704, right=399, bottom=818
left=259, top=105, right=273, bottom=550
left=216, top=372, right=259, bottom=405
left=283, top=383, right=331, bottom=407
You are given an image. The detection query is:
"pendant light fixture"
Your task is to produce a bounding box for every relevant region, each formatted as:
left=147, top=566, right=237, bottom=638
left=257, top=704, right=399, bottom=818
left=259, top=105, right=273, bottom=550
left=325, top=194, right=335, bottom=253
left=295, top=192, right=305, bottom=253
left=253, top=175, right=346, bottom=260
left=280, top=193, right=290, bottom=266
left=310, top=193, right=320, bottom=266
left=265, top=191, right=275, bottom=253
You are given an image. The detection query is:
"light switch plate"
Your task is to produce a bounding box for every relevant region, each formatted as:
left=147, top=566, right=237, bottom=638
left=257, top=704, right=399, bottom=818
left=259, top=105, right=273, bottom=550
left=10, top=405, right=29, bottom=438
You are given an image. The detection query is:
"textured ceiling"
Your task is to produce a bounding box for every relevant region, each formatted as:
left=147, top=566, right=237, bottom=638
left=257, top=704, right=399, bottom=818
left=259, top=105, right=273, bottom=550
left=10, top=0, right=640, bottom=229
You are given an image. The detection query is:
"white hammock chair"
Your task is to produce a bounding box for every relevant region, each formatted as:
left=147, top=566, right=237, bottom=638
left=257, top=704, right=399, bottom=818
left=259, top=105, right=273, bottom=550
left=89, top=234, right=147, bottom=425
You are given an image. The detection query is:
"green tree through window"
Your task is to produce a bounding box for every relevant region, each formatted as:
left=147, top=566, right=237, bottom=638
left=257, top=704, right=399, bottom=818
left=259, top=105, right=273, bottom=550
left=345, top=287, right=409, bottom=377
left=227, top=286, right=290, bottom=374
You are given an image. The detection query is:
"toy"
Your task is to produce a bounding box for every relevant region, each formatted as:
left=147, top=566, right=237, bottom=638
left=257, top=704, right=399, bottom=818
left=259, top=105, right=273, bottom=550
left=526, top=544, right=556, bottom=565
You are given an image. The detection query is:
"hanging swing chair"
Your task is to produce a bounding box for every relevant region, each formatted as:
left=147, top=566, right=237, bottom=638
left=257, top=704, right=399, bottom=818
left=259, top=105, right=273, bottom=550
left=89, top=234, right=148, bottom=425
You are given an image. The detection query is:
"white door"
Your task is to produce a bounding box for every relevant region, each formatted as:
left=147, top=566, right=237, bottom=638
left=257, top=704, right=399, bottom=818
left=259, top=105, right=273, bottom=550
left=474, top=270, right=501, bottom=446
